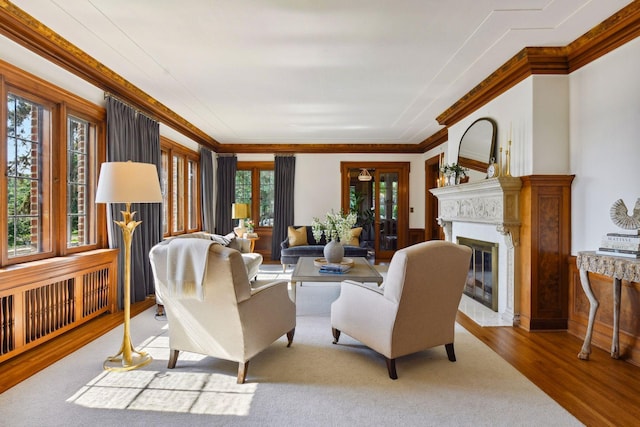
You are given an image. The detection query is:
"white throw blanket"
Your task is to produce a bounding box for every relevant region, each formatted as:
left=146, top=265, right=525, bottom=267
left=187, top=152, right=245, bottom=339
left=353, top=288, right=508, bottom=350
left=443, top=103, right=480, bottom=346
left=163, top=238, right=216, bottom=300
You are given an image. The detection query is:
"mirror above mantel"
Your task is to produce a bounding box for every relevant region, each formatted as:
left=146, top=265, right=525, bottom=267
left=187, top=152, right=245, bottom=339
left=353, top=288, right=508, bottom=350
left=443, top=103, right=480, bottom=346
left=457, top=118, right=497, bottom=181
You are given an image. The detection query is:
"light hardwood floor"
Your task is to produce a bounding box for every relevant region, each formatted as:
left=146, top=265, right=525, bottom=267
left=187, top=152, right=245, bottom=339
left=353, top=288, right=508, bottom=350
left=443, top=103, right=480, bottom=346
left=1, top=298, right=639, bottom=426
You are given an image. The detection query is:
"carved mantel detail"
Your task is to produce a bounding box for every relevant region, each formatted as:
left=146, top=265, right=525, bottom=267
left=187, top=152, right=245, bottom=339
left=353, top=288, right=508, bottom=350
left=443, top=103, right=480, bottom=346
left=429, top=176, right=523, bottom=235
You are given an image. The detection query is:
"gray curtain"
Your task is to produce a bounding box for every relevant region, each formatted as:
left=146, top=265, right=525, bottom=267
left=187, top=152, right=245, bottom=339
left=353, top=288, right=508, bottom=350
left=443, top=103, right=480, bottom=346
left=105, top=96, right=162, bottom=308
left=200, top=147, right=215, bottom=233
left=215, top=155, right=237, bottom=235
left=271, top=155, right=296, bottom=260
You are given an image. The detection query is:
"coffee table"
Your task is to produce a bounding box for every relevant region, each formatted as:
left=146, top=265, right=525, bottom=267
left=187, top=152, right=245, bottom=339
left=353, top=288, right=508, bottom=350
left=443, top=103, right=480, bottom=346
left=289, top=256, right=383, bottom=302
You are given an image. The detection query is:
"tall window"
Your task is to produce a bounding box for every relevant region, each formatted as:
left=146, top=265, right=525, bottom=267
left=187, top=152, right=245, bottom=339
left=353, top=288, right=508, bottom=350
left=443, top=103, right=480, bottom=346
left=235, top=162, right=274, bottom=227
left=160, top=138, right=200, bottom=237
left=6, top=93, right=51, bottom=259
left=67, top=115, right=96, bottom=248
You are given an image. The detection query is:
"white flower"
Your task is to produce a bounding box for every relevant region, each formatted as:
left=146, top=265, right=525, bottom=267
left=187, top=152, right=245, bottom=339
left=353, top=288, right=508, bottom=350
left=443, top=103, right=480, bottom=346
left=311, top=210, right=357, bottom=243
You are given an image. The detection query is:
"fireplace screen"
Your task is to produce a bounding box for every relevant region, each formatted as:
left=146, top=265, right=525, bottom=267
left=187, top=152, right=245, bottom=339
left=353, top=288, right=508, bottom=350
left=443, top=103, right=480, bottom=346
left=457, top=237, right=498, bottom=311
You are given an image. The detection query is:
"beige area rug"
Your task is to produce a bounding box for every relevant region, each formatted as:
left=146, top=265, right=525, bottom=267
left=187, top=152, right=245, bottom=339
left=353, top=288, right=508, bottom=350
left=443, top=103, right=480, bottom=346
left=0, top=286, right=581, bottom=427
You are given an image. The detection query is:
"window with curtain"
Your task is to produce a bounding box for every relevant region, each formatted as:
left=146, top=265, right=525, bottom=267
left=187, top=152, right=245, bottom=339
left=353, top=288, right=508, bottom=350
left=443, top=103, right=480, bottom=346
left=235, top=161, right=274, bottom=227
left=160, top=137, right=200, bottom=237
left=2, top=72, right=104, bottom=266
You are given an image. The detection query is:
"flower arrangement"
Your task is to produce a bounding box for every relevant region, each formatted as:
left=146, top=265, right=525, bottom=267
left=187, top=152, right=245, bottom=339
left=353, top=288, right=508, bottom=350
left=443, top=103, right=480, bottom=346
left=312, top=210, right=357, bottom=243
left=440, top=163, right=468, bottom=177
left=246, top=219, right=255, bottom=232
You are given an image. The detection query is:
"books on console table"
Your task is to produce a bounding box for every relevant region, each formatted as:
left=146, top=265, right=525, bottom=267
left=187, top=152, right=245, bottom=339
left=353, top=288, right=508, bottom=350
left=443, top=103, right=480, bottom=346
left=596, top=248, right=640, bottom=259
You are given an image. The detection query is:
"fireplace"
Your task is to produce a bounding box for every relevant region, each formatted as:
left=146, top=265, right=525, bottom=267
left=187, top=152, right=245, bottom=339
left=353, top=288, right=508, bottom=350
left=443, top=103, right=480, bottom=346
left=457, top=237, right=498, bottom=311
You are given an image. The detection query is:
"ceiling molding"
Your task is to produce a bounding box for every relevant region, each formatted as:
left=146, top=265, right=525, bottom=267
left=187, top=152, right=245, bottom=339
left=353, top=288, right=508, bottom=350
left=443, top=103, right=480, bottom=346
left=216, top=142, right=425, bottom=155
left=1, top=1, right=639, bottom=155
left=567, top=0, right=640, bottom=72
left=418, top=128, right=448, bottom=153
left=0, top=0, right=220, bottom=151
left=436, top=1, right=640, bottom=128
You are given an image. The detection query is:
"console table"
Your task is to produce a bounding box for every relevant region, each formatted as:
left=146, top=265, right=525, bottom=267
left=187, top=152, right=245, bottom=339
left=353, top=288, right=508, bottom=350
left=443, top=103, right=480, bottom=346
left=576, top=251, right=640, bottom=360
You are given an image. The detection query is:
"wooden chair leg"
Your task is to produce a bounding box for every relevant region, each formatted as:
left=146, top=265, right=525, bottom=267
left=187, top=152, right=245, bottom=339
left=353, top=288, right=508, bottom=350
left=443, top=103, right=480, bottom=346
left=237, top=361, right=249, bottom=384
left=445, top=343, right=456, bottom=362
left=385, top=357, right=398, bottom=380
left=168, top=349, right=179, bottom=369
left=332, top=328, right=341, bottom=344
left=287, top=328, right=295, bottom=347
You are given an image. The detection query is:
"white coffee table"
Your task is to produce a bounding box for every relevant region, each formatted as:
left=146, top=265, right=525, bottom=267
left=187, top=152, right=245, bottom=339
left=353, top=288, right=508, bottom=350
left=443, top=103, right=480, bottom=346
left=289, top=256, right=383, bottom=302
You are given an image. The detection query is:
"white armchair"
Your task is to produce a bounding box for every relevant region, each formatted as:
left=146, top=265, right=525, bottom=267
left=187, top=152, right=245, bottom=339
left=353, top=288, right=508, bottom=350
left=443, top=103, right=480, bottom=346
left=150, top=238, right=296, bottom=383
left=331, top=240, right=472, bottom=379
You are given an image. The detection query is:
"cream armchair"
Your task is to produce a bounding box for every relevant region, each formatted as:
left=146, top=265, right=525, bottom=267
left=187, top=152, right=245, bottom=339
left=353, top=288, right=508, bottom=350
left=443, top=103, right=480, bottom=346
left=150, top=238, right=296, bottom=384
left=331, top=240, right=472, bottom=379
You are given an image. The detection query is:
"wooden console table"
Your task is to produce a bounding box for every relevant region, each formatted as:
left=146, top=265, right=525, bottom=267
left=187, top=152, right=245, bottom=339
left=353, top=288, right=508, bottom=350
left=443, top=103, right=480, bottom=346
left=576, top=251, right=640, bottom=360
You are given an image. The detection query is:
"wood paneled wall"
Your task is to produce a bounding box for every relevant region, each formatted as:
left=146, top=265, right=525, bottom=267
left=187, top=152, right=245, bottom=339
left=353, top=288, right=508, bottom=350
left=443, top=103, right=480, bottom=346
left=567, top=257, right=640, bottom=366
left=519, top=175, right=574, bottom=330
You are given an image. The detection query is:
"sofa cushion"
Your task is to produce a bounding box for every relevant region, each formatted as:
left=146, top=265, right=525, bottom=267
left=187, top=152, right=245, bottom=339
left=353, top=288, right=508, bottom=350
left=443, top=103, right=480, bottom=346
left=288, top=226, right=308, bottom=247
left=347, top=227, right=363, bottom=246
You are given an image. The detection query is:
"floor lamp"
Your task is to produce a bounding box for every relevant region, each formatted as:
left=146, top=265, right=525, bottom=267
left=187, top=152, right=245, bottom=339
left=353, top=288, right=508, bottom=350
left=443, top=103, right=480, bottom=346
left=95, top=161, right=162, bottom=371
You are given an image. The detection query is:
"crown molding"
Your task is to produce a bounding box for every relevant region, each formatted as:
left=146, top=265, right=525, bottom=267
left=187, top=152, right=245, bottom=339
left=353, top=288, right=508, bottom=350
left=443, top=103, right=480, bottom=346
left=216, top=142, right=425, bottom=154
left=1, top=1, right=638, bottom=154
left=0, top=0, right=220, bottom=151
left=437, top=1, right=640, bottom=128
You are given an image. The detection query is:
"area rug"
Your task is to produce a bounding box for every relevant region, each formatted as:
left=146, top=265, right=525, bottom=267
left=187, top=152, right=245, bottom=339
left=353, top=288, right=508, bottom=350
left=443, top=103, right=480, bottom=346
left=0, top=303, right=581, bottom=426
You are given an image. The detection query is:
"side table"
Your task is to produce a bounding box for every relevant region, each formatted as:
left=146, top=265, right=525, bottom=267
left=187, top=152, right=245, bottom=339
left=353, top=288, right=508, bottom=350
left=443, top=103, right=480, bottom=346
left=576, top=251, right=640, bottom=360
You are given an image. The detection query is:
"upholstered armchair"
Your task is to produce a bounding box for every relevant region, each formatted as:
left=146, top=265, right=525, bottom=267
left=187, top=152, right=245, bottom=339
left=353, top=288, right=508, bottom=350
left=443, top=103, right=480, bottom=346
left=331, top=240, right=472, bottom=379
left=150, top=238, right=296, bottom=383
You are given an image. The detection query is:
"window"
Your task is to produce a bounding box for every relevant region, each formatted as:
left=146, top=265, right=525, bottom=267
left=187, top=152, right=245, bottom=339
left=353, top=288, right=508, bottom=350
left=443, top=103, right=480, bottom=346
left=160, top=138, right=200, bottom=237
left=2, top=66, right=104, bottom=266
left=6, top=93, right=51, bottom=259
left=67, top=115, right=97, bottom=248
left=235, top=162, right=274, bottom=227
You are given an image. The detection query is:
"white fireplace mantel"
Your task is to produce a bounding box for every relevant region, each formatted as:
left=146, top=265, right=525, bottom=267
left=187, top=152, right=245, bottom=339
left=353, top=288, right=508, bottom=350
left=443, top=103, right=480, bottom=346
left=429, top=176, right=523, bottom=246
left=430, top=176, right=523, bottom=325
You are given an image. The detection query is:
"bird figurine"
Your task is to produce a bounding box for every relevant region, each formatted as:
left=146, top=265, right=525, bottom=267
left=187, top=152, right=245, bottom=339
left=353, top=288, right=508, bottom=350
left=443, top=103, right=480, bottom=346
left=609, top=198, right=640, bottom=230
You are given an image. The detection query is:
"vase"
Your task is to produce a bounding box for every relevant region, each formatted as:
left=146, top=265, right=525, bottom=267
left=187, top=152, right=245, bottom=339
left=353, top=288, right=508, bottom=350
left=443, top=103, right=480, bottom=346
left=324, top=239, right=344, bottom=263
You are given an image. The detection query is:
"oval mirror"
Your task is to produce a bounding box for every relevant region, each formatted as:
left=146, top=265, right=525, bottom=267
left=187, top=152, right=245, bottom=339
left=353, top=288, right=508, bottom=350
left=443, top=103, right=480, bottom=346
left=457, top=118, right=497, bottom=177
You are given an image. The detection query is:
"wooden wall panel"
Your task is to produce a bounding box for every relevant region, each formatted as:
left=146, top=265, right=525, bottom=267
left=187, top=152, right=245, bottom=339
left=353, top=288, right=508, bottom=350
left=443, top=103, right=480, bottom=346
left=567, top=257, right=640, bottom=366
left=519, top=175, right=573, bottom=330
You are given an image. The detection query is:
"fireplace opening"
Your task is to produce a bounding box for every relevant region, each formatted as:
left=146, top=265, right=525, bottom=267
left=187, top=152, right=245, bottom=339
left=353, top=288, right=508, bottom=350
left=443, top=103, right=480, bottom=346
left=457, top=237, right=498, bottom=311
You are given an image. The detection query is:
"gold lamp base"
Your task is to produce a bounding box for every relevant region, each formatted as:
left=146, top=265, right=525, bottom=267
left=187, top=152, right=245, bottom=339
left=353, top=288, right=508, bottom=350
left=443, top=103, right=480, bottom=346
left=104, top=204, right=153, bottom=372
left=104, top=346, right=152, bottom=372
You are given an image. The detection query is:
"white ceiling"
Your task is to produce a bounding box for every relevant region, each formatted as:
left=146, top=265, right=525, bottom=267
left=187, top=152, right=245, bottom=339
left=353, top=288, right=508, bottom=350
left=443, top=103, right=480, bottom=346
left=9, top=0, right=633, bottom=145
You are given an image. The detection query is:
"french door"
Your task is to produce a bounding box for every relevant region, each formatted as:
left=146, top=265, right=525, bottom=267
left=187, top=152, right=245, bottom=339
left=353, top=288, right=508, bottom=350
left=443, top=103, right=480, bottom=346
left=341, top=162, right=410, bottom=261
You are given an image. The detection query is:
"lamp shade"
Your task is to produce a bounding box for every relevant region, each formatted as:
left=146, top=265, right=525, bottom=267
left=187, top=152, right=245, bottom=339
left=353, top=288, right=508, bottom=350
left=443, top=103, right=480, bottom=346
left=358, top=168, right=372, bottom=182
left=232, top=203, right=249, bottom=219
left=95, top=161, right=162, bottom=204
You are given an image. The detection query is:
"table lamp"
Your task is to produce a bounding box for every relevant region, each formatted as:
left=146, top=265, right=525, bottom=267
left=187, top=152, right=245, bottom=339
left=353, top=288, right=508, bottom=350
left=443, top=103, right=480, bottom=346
left=95, top=161, right=162, bottom=371
left=232, top=203, right=250, bottom=236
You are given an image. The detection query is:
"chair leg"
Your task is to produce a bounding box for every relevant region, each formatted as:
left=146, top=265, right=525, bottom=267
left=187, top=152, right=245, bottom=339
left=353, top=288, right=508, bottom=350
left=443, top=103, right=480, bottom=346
left=287, top=328, right=295, bottom=347
left=385, top=357, right=398, bottom=380
left=168, top=349, right=179, bottom=369
left=445, top=343, right=456, bottom=362
left=237, top=361, right=249, bottom=384
left=332, top=328, right=341, bottom=344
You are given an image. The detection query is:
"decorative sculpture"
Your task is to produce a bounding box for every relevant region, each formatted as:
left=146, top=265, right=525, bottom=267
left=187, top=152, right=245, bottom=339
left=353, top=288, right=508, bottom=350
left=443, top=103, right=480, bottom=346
left=609, top=198, right=640, bottom=230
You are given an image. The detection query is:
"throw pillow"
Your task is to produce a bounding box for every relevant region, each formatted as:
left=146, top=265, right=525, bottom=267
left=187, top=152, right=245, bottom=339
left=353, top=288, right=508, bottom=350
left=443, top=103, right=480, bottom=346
left=288, top=226, right=308, bottom=247
left=346, top=227, right=362, bottom=246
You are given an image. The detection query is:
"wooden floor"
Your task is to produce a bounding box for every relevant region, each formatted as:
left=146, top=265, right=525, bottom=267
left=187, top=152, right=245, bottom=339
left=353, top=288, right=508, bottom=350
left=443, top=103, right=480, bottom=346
left=1, top=300, right=639, bottom=426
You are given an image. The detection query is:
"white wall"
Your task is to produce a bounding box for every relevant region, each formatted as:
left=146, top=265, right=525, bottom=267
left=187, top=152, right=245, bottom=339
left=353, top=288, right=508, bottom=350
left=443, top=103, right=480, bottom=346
left=570, top=37, right=640, bottom=253
left=238, top=152, right=426, bottom=228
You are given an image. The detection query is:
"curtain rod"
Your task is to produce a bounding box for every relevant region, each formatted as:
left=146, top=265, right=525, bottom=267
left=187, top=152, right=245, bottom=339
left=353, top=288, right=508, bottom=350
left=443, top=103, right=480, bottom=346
left=104, top=92, right=158, bottom=123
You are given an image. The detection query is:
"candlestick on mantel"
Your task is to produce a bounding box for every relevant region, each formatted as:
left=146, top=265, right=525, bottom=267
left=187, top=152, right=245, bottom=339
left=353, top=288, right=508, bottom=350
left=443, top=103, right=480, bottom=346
left=498, top=146, right=503, bottom=177
left=505, top=139, right=512, bottom=177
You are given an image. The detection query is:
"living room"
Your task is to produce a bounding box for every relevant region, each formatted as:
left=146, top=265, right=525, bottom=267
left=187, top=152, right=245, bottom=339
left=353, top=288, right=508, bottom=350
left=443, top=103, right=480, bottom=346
left=1, top=1, right=640, bottom=425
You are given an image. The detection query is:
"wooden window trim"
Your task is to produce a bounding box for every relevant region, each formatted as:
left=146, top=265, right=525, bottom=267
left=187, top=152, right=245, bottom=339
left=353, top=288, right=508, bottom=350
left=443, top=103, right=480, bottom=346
left=161, top=137, right=200, bottom=237
left=237, top=161, right=274, bottom=229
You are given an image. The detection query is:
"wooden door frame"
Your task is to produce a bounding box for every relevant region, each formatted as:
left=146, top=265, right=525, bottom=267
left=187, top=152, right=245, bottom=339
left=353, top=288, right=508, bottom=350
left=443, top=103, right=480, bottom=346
left=340, top=161, right=410, bottom=259
left=425, top=155, right=443, bottom=241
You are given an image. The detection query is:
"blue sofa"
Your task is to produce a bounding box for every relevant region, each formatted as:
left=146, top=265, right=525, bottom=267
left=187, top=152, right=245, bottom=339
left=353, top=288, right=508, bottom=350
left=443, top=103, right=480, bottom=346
left=280, top=225, right=369, bottom=270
